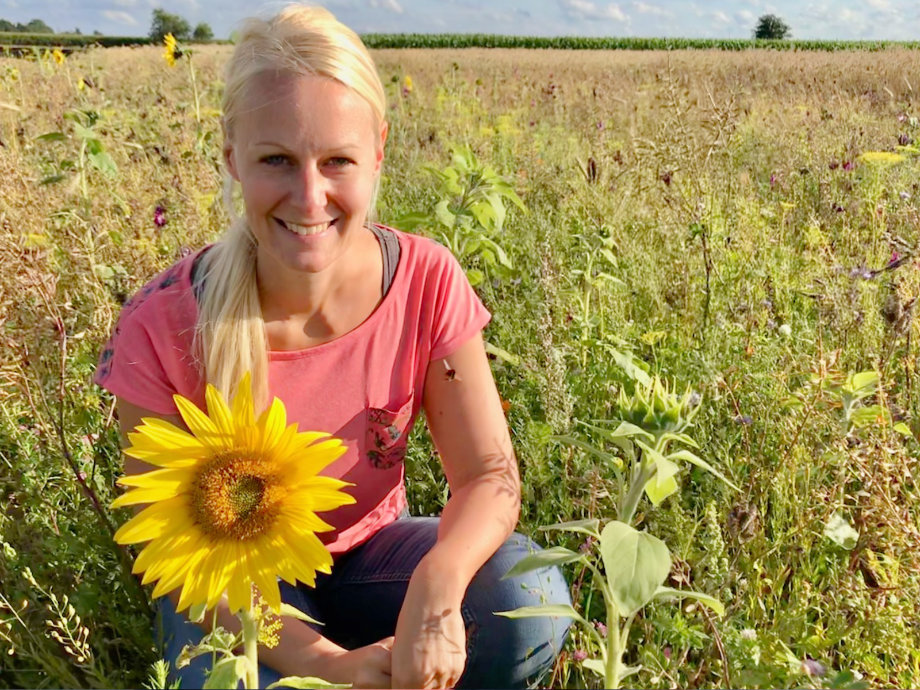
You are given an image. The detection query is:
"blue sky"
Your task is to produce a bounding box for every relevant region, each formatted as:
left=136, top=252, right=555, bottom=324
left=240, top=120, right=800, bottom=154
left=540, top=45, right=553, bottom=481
left=2, top=0, right=918, bottom=40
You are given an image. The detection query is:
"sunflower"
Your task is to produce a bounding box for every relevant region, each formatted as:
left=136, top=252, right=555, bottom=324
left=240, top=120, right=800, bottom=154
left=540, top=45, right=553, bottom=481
left=162, top=33, right=179, bottom=67
left=112, top=373, right=354, bottom=613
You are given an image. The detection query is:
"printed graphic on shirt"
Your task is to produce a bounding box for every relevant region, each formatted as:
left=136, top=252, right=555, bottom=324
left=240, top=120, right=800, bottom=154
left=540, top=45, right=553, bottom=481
left=366, top=400, right=413, bottom=470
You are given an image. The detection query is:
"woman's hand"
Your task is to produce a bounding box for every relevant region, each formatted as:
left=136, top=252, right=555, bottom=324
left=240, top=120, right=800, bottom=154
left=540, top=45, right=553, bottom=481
left=319, top=637, right=394, bottom=689
left=390, top=557, right=467, bottom=689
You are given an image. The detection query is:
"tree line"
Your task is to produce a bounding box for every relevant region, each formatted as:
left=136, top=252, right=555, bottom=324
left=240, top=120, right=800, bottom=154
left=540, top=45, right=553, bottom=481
left=0, top=9, right=213, bottom=41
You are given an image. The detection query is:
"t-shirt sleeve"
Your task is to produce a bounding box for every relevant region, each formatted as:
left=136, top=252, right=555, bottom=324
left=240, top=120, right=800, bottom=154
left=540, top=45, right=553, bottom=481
left=93, top=308, right=183, bottom=415
left=93, top=260, right=201, bottom=415
left=428, top=245, right=492, bottom=361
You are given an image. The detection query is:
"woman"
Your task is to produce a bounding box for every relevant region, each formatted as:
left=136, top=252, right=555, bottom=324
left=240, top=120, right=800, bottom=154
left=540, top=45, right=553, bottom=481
left=95, top=5, right=570, bottom=688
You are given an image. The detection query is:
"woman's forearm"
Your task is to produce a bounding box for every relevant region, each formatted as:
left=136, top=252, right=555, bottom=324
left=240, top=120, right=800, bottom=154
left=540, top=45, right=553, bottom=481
left=420, top=464, right=521, bottom=597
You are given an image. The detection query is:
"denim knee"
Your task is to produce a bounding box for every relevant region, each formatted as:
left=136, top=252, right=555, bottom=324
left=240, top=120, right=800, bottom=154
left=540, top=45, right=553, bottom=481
left=459, top=533, right=572, bottom=689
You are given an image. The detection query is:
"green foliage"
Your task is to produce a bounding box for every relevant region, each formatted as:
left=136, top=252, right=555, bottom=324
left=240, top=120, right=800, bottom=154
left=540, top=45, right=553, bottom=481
left=753, top=14, right=791, bottom=40
left=359, top=33, right=920, bottom=51
left=192, top=22, right=214, bottom=42
left=149, top=9, right=190, bottom=42
left=397, top=144, right=524, bottom=287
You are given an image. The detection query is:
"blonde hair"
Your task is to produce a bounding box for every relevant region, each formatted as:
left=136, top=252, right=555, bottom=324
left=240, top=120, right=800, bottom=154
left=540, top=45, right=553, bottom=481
left=195, top=4, right=386, bottom=408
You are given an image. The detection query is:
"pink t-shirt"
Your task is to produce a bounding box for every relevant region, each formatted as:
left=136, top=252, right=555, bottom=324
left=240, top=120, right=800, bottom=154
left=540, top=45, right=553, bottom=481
left=94, top=227, right=491, bottom=554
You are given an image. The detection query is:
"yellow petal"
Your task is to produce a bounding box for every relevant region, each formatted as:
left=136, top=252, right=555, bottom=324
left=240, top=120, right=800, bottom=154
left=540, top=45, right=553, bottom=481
left=113, top=496, right=190, bottom=543
left=174, top=395, right=231, bottom=450
left=204, top=542, right=237, bottom=609
left=248, top=547, right=282, bottom=612
left=205, top=384, right=236, bottom=441
left=256, top=397, right=286, bottom=456
left=231, top=373, right=255, bottom=430
left=111, top=483, right=188, bottom=508
left=116, top=466, right=192, bottom=489
left=226, top=547, right=251, bottom=613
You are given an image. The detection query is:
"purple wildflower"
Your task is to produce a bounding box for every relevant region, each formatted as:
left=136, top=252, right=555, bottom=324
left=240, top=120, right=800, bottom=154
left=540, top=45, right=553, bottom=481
left=842, top=160, right=855, bottom=171
left=663, top=646, right=672, bottom=660
left=593, top=620, right=607, bottom=637
left=573, top=649, right=588, bottom=662
left=898, top=133, right=912, bottom=146
left=153, top=206, right=167, bottom=228
left=802, top=658, right=826, bottom=677
left=770, top=173, right=777, bottom=186
left=733, top=414, right=753, bottom=425
left=596, top=121, right=604, bottom=130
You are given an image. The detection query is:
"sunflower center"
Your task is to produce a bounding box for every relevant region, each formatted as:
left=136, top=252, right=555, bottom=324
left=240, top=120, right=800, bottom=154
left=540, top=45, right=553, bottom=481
left=190, top=453, right=283, bottom=540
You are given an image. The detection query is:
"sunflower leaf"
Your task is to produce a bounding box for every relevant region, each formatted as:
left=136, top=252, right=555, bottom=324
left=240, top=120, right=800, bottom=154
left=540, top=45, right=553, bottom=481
left=203, top=655, right=250, bottom=689
left=279, top=602, right=323, bottom=626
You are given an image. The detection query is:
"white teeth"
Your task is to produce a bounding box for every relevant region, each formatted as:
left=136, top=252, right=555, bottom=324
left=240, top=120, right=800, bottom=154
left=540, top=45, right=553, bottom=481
left=283, top=220, right=331, bottom=236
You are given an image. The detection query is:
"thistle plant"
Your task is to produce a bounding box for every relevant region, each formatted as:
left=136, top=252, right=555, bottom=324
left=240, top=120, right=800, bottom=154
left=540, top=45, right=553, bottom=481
left=499, top=376, right=737, bottom=688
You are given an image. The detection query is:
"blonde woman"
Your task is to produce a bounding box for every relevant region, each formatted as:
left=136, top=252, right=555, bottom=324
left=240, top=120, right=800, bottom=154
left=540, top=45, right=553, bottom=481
left=96, top=5, right=570, bottom=688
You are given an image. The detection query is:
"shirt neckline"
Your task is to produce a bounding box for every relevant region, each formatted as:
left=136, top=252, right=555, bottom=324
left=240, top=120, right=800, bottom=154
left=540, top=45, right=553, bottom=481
left=266, top=225, right=406, bottom=360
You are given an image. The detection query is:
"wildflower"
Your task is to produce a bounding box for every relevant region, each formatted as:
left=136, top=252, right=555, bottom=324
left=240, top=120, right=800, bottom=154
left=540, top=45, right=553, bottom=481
left=162, top=33, right=179, bottom=68
left=52, top=49, right=65, bottom=65
left=898, top=133, right=912, bottom=146
left=112, top=373, right=354, bottom=612
left=593, top=620, right=607, bottom=637
left=573, top=649, right=588, bottom=662
left=153, top=206, right=167, bottom=228
left=769, top=173, right=777, bottom=186
left=733, top=415, right=753, bottom=425
left=778, top=324, right=792, bottom=337
left=842, top=160, right=854, bottom=171
left=858, top=151, right=904, bottom=166
left=402, top=74, right=413, bottom=93
left=802, top=658, right=826, bottom=677
left=740, top=628, right=757, bottom=640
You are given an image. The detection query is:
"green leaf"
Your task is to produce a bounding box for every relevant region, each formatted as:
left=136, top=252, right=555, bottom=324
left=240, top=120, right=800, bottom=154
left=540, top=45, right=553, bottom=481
left=607, top=347, right=652, bottom=386
left=599, top=520, right=671, bottom=615
left=465, top=268, right=484, bottom=286
left=484, top=340, right=519, bottom=365
left=88, top=150, right=118, bottom=177
left=538, top=518, right=601, bottom=538
left=393, top=212, right=431, bottom=230
left=846, top=371, right=878, bottom=397
left=653, top=586, right=725, bottom=615
left=582, top=658, right=605, bottom=677
left=267, top=677, right=351, bottom=689
left=501, top=546, right=583, bottom=579
left=848, top=405, right=888, bottom=428
left=470, top=198, right=499, bottom=233
left=893, top=422, right=914, bottom=438
left=203, top=656, right=249, bottom=690
left=187, top=602, right=207, bottom=624
left=824, top=512, right=859, bottom=550
left=35, top=131, right=66, bottom=142
left=72, top=122, right=95, bottom=140
left=668, top=449, right=740, bottom=491
left=279, top=602, right=323, bottom=625
left=434, top=199, right=455, bottom=228
left=549, top=434, right=623, bottom=469
left=494, top=603, right=588, bottom=626
left=643, top=470, right=678, bottom=506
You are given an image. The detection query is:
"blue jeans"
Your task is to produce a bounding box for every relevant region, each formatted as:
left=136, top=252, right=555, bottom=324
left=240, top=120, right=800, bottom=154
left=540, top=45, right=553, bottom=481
left=159, top=517, right=572, bottom=689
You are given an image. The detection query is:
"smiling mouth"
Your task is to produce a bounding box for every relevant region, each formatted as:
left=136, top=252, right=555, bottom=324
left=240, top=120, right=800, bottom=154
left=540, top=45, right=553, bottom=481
left=276, top=218, right=335, bottom=236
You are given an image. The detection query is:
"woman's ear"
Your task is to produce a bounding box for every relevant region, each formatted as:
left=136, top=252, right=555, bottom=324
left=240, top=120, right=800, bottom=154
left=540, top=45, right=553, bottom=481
left=224, top=142, right=240, bottom=181
left=375, top=120, right=388, bottom=174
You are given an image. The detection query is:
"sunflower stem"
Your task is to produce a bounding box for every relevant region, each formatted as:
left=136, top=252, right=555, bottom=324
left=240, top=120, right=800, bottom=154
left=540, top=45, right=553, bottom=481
left=239, top=606, right=260, bottom=689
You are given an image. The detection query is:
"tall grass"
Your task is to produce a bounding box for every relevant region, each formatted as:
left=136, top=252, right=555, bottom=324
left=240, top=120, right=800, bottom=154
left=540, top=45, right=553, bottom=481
left=1, top=44, right=918, bottom=688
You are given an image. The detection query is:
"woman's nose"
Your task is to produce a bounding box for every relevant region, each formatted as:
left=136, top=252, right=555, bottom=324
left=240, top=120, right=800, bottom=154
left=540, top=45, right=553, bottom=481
left=292, top=166, right=328, bottom=211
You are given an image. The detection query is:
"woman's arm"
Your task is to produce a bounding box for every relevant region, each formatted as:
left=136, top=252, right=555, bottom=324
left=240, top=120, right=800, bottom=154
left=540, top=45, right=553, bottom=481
left=390, top=332, right=521, bottom=688
left=114, top=398, right=393, bottom=688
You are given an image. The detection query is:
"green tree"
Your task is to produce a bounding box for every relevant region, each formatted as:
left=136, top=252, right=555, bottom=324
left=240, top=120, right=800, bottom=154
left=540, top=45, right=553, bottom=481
left=23, top=18, right=54, bottom=33
left=753, top=13, right=791, bottom=39
left=0, top=19, right=15, bottom=32
left=149, top=8, right=190, bottom=41
left=192, top=22, right=213, bottom=41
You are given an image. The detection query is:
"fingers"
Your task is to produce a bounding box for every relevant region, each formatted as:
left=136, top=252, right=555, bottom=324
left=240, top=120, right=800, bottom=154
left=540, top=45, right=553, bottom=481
left=377, top=635, right=395, bottom=650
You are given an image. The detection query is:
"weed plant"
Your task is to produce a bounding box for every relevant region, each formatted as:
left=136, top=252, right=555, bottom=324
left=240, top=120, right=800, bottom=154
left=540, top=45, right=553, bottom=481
left=1, top=44, right=919, bottom=688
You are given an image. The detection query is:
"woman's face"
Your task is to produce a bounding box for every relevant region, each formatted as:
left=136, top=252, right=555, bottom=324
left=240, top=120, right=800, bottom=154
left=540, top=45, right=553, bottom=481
left=224, top=72, right=386, bottom=277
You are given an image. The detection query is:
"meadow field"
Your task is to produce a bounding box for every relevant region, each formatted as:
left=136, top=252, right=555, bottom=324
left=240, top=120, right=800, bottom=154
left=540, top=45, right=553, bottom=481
left=0, top=42, right=918, bottom=688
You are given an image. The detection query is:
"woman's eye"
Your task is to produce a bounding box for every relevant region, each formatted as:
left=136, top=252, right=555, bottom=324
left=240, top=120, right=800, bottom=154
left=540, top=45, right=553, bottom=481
left=261, top=154, right=290, bottom=166
left=327, top=157, right=353, bottom=168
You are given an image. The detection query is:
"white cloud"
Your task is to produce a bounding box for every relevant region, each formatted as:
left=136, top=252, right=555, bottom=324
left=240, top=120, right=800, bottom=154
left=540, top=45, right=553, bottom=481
left=866, top=0, right=889, bottom=8
left=111, top=0, right=137, bottom=6
left=711, top=10, right=730, bottom=24
left=560, top=0, right=627, bottom=21
left=369, top=0, right=404, bottom=13
left=102, top=9, right=139, bottom=25
left=632, top=1, right=670, bottom=17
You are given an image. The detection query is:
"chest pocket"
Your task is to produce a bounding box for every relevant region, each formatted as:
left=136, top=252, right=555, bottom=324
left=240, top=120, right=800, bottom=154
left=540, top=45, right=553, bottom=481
left=366, top=397, right=414, bottom=470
